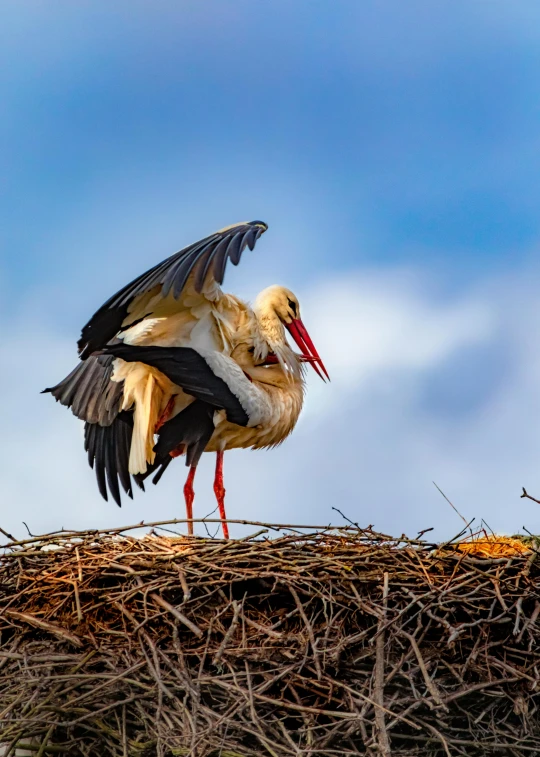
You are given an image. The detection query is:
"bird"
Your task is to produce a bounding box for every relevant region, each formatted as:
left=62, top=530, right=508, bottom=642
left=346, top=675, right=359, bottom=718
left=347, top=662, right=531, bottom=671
left=44, top=221, right=328, bottom=538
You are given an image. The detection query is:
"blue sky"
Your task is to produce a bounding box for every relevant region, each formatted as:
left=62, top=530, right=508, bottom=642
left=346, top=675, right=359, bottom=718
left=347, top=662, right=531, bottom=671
left=2, top=1, right=540, bottom=540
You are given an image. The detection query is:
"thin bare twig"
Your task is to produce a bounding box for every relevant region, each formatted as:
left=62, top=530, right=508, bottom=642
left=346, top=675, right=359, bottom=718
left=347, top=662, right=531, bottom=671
left=521, top=487, right=540, bottom=505
left=375, top=572, right=391, bottom=756
left=433, top=481, right=470, bottom=530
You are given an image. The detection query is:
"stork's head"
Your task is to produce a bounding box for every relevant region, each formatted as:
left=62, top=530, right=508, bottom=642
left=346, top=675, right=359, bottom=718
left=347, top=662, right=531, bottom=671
left=253, top=285, right=329, bottom=381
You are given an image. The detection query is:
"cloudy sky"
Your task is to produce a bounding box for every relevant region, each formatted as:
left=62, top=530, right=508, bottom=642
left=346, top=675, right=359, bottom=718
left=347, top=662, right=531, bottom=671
left=2, top=0, right=540, bottom=541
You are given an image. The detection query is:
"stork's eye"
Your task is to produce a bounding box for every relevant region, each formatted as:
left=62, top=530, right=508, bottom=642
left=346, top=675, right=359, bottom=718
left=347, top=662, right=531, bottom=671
left=287, top=298, right=297, bottom=317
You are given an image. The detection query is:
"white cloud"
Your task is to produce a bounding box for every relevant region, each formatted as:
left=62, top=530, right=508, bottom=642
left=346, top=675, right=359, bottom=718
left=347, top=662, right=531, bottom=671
left=301, top=269, right=494, bottom=387
left=2, top=264, right=540, bottom=544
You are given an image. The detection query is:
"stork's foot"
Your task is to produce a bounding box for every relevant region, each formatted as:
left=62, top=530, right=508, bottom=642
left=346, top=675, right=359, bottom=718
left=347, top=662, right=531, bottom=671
left=183, top=466, right=196, bottom=535
left=213, top=451, right=229, bottom=539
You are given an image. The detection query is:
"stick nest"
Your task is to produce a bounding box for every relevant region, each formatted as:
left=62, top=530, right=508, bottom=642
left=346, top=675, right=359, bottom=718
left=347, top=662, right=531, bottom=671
left=0, top=521, right=539, bottom=756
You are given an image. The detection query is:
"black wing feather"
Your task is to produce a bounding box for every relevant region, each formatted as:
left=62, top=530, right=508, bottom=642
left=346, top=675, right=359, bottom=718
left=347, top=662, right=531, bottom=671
left=201, top=235, right=229, bottom=287
left=104, top=430, right=121, bottom=506
left=85, top=422, right=96, bottom=468
left=193, top=247, right=216, bottom=293
left=93, top=429, right=108, bottom=502
left=162, top=247, right=202, bottom=299
left=102, top=343, right=250, bottom=426
left=78, top=220, right=268, bottom=359
left=243, top=226, right=259, bottom=254
left=150, top=459, right=173, bottom=486
left=43, top=353, right=124, bottom=427
left=84, top=411, right=134, bottom=506
left=156, top=400, right=215, bottom=464
left=223, top=232, right=244, bottom=270
left=212, top=235, right=236, bottom=285
left=116, top=421, right=135, bottom=495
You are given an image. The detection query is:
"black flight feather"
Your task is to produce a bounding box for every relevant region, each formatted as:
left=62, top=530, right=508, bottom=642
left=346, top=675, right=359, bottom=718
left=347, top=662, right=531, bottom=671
left=84, top=411, right=134, bottom=506
left=223, top=232, right=244, bottom=271
left=43, top=352, right=124, bottom=427
left=212, top=236, right=234, bottom=285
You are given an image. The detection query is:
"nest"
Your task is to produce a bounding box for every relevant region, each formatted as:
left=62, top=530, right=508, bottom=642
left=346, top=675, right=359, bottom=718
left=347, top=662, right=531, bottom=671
left=0, top=520, right=539, bottom=756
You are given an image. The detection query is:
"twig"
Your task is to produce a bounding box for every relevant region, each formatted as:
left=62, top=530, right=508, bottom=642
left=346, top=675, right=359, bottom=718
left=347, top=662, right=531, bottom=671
left=331, top=507, right=361, bottom=529
left=374, top=572, right=391, bottom=756
left=433, top=481, right=470, bottom=530
left=289, top=586, right=322, bottom=680
left=213, top=601, right=241, bottom=665
left=521, top=487, right=540, bottom=505
left=22, top=522, right=36, bottom=537
left=4, top=610, right=83, bottom=647
left=399, top=630, right=447, bottom=709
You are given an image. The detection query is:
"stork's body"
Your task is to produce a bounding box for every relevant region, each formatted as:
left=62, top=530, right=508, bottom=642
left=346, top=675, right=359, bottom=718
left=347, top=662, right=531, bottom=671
left=45, top=221, right=328, bottom=537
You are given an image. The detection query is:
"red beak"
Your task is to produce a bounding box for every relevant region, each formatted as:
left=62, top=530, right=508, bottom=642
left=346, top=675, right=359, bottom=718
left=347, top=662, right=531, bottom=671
left=286, top=319, right=330, bottom=381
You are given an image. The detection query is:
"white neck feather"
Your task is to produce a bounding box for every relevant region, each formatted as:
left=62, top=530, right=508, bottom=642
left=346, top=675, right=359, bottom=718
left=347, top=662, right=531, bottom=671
left=253, top=288, right=301, bottom=380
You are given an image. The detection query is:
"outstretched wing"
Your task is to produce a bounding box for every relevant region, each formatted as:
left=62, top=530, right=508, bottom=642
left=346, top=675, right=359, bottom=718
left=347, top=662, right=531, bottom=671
left=78, top=220, right=268, bottom=359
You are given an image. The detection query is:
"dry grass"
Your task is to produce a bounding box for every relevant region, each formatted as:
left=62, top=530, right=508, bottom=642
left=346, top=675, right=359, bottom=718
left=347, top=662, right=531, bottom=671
left=455, top=535, right=532, bottom=558
left=0, top=520, right=539, bottom=756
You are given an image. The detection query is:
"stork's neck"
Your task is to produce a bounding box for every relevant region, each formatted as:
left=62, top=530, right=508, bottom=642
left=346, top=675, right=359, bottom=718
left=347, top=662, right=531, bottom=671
left=253, top=289, right=302, bottom=380
left=252, top=297, right=286, bottom=351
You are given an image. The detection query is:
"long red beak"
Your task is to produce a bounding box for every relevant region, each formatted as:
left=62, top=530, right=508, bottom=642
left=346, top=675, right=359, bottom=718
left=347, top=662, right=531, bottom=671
left=286, top=319, right=330, bottom=381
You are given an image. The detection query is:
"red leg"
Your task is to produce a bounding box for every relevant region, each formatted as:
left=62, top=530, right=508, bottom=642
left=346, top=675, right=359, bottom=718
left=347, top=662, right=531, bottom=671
left=155, top=396, right=176, bottom=431
left=170, top=444, right=185, bottom=458
left=213, top=451, right=229, bottom=539
left=183, top=466, right=196, bottom=536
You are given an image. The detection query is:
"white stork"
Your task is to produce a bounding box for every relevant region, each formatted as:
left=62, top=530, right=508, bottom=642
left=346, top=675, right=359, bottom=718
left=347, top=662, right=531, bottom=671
left=44, top=221, right=328, bottom=538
